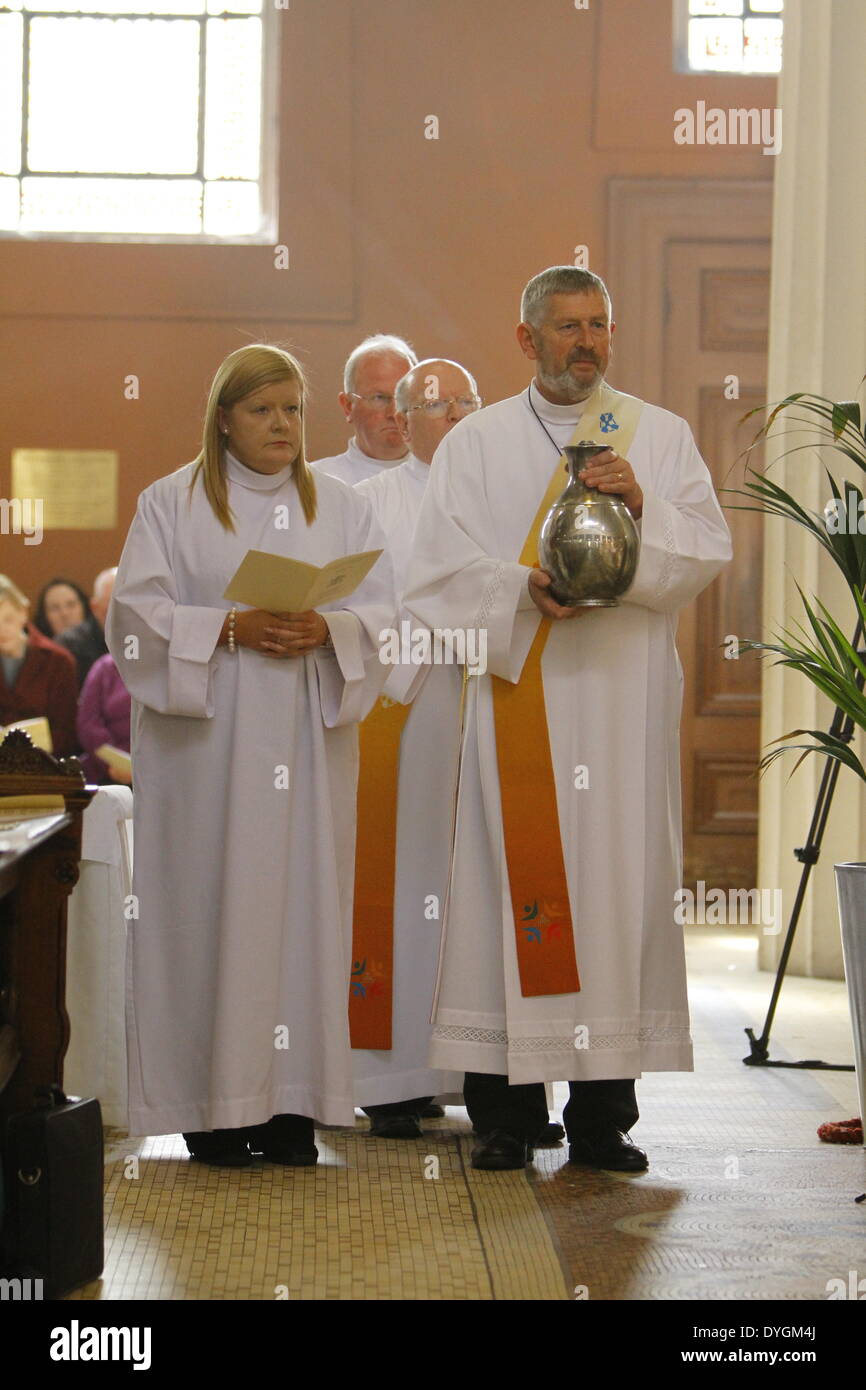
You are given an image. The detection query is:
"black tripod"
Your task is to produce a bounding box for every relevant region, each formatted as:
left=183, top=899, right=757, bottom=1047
left=743, top=622, right=862, bottom=1074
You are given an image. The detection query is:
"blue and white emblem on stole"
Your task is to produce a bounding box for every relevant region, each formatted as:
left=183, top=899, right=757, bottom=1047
left=600, top=412, right=618, bottom=433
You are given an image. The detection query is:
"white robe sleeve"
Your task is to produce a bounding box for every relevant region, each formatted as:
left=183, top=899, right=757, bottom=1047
left=623, top=417, right=732, bottom=613
left=107, top=485, right=226, bottom=718
left=313, top=489, right=397, bottom=727
left=404, top=428, right=541, bottom=683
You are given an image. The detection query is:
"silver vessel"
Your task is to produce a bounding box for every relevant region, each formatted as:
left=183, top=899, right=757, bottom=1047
left=537, top=442, right=640, bottom=606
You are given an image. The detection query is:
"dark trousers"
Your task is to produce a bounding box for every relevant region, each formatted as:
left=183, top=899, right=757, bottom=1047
left=464, top=1072, right=638, bottom=1142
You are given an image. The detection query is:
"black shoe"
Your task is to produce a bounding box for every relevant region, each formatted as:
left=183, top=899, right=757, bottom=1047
left=183, top=1128, right=252, bottom=1167
left=567, top=1129, right=648, bottom=1172
left=471, top=1120, right=563, bottom=1145
left=471, top=1129, right=533, bottom=1171
left=255, top=1114, right=318, bottom=1166
left=534, top=1121, right=565, bottom=1146
left=245, top=1123, right=273, bottom=1155
left=419, top=1102, right=445, bottom=1119
left=368, top=1113, right=423, bottom=1139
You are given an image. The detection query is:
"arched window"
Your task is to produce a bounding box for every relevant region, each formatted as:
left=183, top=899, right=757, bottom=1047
left=0, top=1, right=278, bottom=241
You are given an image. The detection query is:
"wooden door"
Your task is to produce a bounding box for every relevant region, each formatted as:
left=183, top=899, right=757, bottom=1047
left=664, top=240, right=769, bottom=889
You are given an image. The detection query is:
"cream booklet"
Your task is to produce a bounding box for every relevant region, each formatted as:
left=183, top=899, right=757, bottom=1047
left=224, top=548, right=383, bottom=612
left=96, top=744, right=132, bottom=779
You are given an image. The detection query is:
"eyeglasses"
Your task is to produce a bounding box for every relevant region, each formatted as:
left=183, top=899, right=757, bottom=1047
left=405, top=396, right=482, bottom=418
left=347, top=392, right=396, bottom=411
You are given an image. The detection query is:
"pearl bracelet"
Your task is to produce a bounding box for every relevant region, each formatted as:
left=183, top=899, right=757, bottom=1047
left=227, top=607, right=237, bottom=653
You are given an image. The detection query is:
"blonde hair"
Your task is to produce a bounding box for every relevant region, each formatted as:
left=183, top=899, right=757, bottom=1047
left=190, top=344, right=317, bottom=530
left=0, top=574, right=29, bottom=610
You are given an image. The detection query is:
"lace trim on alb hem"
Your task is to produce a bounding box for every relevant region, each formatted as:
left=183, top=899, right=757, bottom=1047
left=432, top=1023, right=692, bottom=1052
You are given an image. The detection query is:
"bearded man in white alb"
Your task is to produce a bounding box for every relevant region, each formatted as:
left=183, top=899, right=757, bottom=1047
left=312, top=335, right=417, bottom=486
left=404, top=267, right=732, bottom=1172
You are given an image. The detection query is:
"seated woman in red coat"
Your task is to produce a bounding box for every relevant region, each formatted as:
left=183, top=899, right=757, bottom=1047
left=0, top=573, right=79, bottom=756
left=76, top=653, right=132, bottom=785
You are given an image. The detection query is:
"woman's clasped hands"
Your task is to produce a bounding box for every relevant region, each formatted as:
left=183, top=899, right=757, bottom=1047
left=224, top=608, right=330, bottom=657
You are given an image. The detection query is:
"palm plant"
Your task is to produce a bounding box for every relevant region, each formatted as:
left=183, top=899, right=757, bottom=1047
left=727, top=392, right=866, bottom=781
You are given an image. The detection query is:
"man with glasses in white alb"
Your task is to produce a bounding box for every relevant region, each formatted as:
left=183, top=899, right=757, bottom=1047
left=351, top=361, right=564, bottom=1149
left=312, top=334, right=418, bottom=486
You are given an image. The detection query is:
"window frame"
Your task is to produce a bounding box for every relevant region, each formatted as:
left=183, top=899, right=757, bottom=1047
left=0, top=2, right=280, bottom=245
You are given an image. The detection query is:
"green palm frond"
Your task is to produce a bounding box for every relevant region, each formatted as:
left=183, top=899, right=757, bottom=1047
left=730, top=389, right=866, bottom=785
left=757, top=730, right=866, bottom=785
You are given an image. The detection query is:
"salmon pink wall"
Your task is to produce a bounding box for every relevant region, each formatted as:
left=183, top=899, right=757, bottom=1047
left=0, top=0, right=775, bottom=600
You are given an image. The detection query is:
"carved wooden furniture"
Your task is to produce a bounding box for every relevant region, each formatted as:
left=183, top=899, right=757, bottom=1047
left=0, top=731, right=93, bottom=1123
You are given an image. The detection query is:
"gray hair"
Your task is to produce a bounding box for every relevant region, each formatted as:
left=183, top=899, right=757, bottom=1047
left=395, top=358, right=478, bottom=412
left=520, top=267, right=613, bottom=328
left=343, top=334, right=418, bottom=394
left=92, top=567, right=117, bottom=600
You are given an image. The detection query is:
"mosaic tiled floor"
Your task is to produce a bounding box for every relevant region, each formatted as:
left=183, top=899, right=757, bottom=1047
left=69, top=929, right=865, bottom=1301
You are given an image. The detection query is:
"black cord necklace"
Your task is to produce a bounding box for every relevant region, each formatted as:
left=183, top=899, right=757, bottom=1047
left=525, top=381, right=582, bottom=460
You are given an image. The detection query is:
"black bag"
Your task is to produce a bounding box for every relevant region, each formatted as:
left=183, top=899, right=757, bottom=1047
left=2, top=1086, right=104, bottom=1298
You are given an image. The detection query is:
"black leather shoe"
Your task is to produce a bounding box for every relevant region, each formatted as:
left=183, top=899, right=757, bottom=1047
left=368, top=1113, right=423, bottom=1139
left=535, top=1121, right=566, bottom=1146
left=471, top=1129, right=533, bottom=1171
left=254, top=1115, right=318, bottom=1166
left=419, top=1102, right=446, bottom=1119
left=567, top=1129, right=648, bottom=1172
left=245, top=1124, right=268, bottom=1156
left=264, top=1141, right=318, bottom=1166
left=183, top=1128, right=252, bottom=1167
left=472, top=1120, right=563, bottom=1145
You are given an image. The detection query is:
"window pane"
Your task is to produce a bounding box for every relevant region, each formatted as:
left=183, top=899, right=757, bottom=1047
left=203, top=179, right=259, bottom=235
left=20, top=176, right=203, bottom=233
left=689, top=0, right=742, bottom=15
left=0, top=12, right=23, bottom=175
left=28, top=17, right=201, bottom=175
left=743, top=16, right=783, bottom=71
left=26, top=1, right=206, bottom=13
left=207, top=0, right=262, bottom=11
left=688, top=17, right=744, bottom=70
left=0, top=176, right=21, bottom=230
left=204, top=17, right=262, bottom=179
left=750, top=1, right=783, bottom=12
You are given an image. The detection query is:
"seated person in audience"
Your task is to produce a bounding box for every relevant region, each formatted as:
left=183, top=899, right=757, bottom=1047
left=77, top=652, right=132, bottom=785
left=33, top=575, right=108, bottom=687
left=0, top=573, right=79, bottom=756
left=64, top=568, right=116, bottom=687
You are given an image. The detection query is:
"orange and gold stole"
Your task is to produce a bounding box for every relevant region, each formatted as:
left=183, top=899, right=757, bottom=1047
left=348, top=695, right=412, bottom=1048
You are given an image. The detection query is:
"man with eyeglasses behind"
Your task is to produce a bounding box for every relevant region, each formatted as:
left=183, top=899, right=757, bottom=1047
left=349, top=360, right=481, bottom=1138
left=312, top=334, right=418, bottom=485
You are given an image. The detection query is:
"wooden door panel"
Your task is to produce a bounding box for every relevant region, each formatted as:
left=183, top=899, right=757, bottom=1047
left=664, top=240, right=769, bottom=889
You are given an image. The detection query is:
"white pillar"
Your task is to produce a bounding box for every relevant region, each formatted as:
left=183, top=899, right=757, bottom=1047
left=759, top=0, right=866, bottom=978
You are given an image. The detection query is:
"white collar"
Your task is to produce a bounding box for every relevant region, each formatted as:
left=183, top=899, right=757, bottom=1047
left=526, top=380, right=588, bottom=426
left=224, top=449, right=294, bottom=492
left=403, top=452, right=430, bottom=481
left=347, top=436, right=409, bottom=470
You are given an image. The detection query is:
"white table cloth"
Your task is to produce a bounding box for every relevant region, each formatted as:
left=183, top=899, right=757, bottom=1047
left=64, top=786, right=133, bottom=1129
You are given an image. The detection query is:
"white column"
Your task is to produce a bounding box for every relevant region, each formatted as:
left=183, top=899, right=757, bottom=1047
left=759, top=0, right=866, bottom=978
